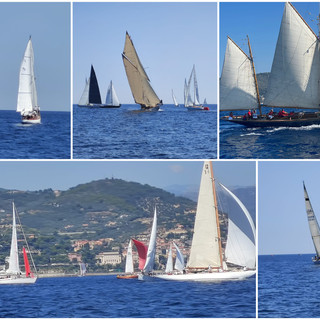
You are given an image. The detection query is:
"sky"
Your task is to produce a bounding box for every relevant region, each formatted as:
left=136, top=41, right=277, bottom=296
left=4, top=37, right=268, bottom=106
left=0, top=160, right=255, bottom=192
left=0, top=3, right=70, bottom=112
left=220, top=2, right=319, bottom=74
left=73, top=2, right=217, bottom=105
left=259, top=161, right=320, bottom=255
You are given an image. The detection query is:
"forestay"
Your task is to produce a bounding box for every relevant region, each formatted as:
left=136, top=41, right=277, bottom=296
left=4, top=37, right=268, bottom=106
left=264, top=3, right=320, bottom=108
left=220, top=37, right=259, bottom=111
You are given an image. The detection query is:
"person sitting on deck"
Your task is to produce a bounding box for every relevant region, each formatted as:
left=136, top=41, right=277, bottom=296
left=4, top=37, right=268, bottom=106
left=278, top=109, right=288, bottom=117
left=228, top=112, right=234, bottom=120
left=268, top=109, right=274, bottom=119
left=252, top=110, right=258, bottom=119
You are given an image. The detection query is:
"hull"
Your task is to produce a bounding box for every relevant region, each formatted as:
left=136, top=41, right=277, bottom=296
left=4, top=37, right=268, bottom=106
left=78, top=104, right=101, bottom=108
left=186, top=105, right=206, bottom=111
left=223, top=113, right=320, bottom=127
left=22, top=115, right=41, bottom=124
left=0, top=276, right=37, bottom=285
left=312, top=257, right=320, bottom=264
left=117, top=274, right=138, bottom=279
left=100, top=104, right=121, bottom=109
left=154, top=270, right=256, bottom=282
left=141, top=106, right=160, bottom=111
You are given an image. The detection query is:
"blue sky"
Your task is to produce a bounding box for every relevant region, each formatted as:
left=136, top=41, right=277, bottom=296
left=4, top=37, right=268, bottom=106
left=0, top=161, right=255, bottom=192
left=73, top=2, right=217, bottom=105
left=220, top=2, right=319, bottom=74
left=259, top=161, right=320, bottom=255
left=0, top=3, right=70, bottom=112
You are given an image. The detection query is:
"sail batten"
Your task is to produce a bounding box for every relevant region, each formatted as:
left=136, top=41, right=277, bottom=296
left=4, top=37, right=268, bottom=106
left=264, top=3, right=320, bottom=109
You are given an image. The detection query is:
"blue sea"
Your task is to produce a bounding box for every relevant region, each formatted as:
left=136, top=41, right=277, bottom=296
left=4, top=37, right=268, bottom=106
left=220, top=109, right=320, bottom=159
left=0, top=274, right=255, bottom=318
left=259, top=254, right=320, bottom=317
left=73, top=104, right=217, bottom=159
left=0, top=110, right=70, bottom=159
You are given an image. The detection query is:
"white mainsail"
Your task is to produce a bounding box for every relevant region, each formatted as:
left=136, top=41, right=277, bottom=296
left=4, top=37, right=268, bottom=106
left=17, top=38, right=38, bottom=116
left=105, top=81, right=120, bottom=106
left=173, top=242, right=185, bottom=271
left=165, top=243, right=173, bottom=273
left=187, top=162, right=222, bottom=269
left=6, top=203, right=21, bottom=275
left=184, top=66, right=201, bottom=107
left=122, top=32, right=161, bottom=108
left=172, top=90, right=179, bottom=106
left=220, top=37, right=259, bottom=111
left=79, top=78, right=90, bottom=105
left=303, top=182, right=320, bottom=257
left=143, top=207, right=157, bottom=272
left=125, top=240, right=134, bottom=273
left=264, top=2, right=320, bottom=109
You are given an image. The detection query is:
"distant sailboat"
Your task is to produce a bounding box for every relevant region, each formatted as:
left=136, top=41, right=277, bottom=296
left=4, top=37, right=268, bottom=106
left=155, top=161, right=256, bottom=281
left=165, top=243, right=173, bottom=273
left=17, top=37, right=41, bottom=124
left=138, top=207, right=157, bottom=280
left=122, top=32, right=163, bottom=111
left=172, top=90, right=179, bottom=107
left=303, top=182, right=320, bottom=263
left=117, top=239, right=138, bottom=279
left=79, top=262, right=86, bottom=276
left=164, top=242, right=184, bottom=274
left=101, top=81, right=121, bottom=108
left=78, top=65, right=102, bottom=107
left=0, top=202, right=37, bottom=284
left=184, top=65, right=208, bottom=111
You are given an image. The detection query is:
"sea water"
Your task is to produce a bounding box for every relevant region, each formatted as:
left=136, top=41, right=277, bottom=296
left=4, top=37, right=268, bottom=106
left=73, top=104, right=217, bottom=159
left=259, top=254, right=320, bottom=317
left=0, top=274, right=255, bottom=317
left=220, top=110, right=320, bottom=159
left=0, top=110, right=70, bottom=159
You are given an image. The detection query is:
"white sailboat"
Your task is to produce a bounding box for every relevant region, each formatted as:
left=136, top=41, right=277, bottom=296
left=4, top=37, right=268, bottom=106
left=162, top=242, right=184, bottom=275
left=172, top=90, right=179, bottom=107
left=221, top=3, right=320, bottom=127
left=303, top=182, right=320, bottom=263
left=117, top=239, right=138, bottom=279
left=155, top=161, right=256, bottom=282
left=122, top=32, right=163, bottom=111
left=17, top=37, right=41, bottom=124
left=165, top=243, right=173, bottom=273
left=138, top=207, right=157, bottom=280
left=184, top=65, right=208, bottom=111
left=79, top=262, right=87, bottom=276
left=101, top=81, right=121, bottom=108
left=0, top=202, right=37, bottom=284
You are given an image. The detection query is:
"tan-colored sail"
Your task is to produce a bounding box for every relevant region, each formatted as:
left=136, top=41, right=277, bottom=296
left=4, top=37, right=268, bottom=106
left=122, top=32, right=161, bottom=108
left=187, top=162, right=222, bottom=269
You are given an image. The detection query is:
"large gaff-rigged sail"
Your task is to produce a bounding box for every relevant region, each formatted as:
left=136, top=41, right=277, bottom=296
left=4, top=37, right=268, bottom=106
left=143, top=207, right=157, bottom=272
left=17, top=38, right=38, bottom=115
left=187, top=162, right=222, bottom=269
left=264, top=3, right=320, bottom=109
left=303, top=182, right=320, bottom=257
left=122, top=32, right=161, bottom=108
left=125, top=240, right=134, bottom=273
left=220, top=37, right=259, bottom=111
left=7, top=203, right=21, bottom=275
left=132, top=239, right=148, bottom=270
left=219, top=182, right=256, bottom=269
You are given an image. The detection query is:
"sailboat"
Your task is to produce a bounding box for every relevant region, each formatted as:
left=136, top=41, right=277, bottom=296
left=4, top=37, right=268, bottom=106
left=303, top=182, right=320, bottom=263
left=117, top=239, right=138, bottom=279
left=78, top=65, right=103, bottom=107
left=122, top=32, right=163, bottom=111
left=220, top=3, right=320, bottom=127
left=100, top=81, right=121, bottom=108
left=138, top=207, right=157, bottom=280
left=184, top=65, right=208, bottom=111
left=155, top=161, right=256, bottom=281
left=17, top=37, right=41, bottom=124
left=172, top=90, right=179, bottom=107
left=79, top=262, right=86, bottom=276
left=0, top=202, right=37, bottom=284
left=162, top=242, right=185, bottom=275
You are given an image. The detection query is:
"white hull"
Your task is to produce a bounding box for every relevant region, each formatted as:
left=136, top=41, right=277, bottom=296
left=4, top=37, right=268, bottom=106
left=186, top=106, right=205, bottom=111
left=22, top=117, right=41, bottom=124
left=0, top=276, right=37, bottom=285
left=154, top=270, right=256, bottom=282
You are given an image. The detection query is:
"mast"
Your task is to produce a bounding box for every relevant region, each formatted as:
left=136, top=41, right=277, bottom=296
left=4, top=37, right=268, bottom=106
left=247, top=35, right=262, bottom=115
left=210, top=162, right=223, bottom=270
